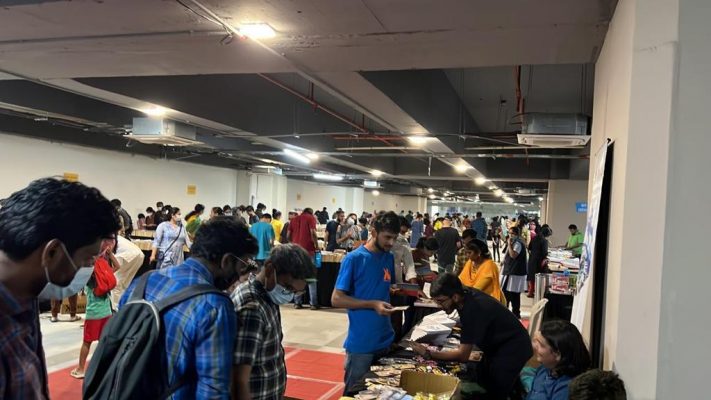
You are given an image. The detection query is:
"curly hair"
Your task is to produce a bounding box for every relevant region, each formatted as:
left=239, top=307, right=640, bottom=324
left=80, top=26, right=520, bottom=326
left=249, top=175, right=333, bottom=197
left=0, top=178, right=120, bottom=260
left=569, top=369, right=626, bottom=400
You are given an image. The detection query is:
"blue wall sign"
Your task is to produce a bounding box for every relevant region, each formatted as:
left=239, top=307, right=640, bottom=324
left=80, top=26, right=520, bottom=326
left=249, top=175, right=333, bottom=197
left=576, top=202, right=588, bottom=213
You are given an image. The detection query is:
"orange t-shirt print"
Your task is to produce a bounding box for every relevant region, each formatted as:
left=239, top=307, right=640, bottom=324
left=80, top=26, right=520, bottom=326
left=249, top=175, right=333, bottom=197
left=383, top=268, right=391, bottom=282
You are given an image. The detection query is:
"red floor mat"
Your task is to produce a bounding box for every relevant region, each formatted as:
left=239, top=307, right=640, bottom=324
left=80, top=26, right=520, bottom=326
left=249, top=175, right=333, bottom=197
left=48, top=366, right=82, bottom=400
left=48, top=348, right=346, bottom=400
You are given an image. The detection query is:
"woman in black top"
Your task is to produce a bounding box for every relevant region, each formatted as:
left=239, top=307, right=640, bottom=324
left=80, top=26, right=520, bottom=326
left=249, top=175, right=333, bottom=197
left=527, top=225, right=552, bottom=298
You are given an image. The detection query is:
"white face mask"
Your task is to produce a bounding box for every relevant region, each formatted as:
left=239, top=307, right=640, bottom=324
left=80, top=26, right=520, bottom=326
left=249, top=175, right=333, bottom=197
left=38, top=243, right=95, bottom=300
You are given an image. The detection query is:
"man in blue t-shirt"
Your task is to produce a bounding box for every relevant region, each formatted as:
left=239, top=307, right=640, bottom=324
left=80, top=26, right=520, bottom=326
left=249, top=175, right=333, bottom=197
left=332, top=211, right=400, bottom=395
left=249, top=213, right=275, bottom=266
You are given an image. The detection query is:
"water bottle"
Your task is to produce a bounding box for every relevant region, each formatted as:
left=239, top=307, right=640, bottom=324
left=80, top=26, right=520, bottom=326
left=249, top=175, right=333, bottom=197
left=314, top=251, right=322, bottom=269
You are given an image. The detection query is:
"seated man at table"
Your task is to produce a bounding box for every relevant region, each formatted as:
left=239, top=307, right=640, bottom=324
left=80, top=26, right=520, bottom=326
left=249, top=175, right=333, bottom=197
left=331, top=211, right=399, bottom=395
left=410, top=273, right=532, bottom=399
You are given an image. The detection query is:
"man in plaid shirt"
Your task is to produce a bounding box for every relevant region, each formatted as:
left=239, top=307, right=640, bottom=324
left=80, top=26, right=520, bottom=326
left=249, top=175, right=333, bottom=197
left=0, top=178, right=120, bottom=399
left=231, top=244, right=316, bottom=400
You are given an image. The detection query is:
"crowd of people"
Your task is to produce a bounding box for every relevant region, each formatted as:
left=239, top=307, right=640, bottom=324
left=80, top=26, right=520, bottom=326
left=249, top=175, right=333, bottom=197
left=0, top=178, right=625, bottom=400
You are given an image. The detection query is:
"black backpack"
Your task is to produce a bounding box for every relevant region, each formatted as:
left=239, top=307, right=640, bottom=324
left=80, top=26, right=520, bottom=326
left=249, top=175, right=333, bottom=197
left=83, top=272, right=229, bottom=400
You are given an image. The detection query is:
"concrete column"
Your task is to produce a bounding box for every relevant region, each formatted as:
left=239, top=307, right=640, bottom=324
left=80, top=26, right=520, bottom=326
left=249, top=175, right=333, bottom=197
left=250, top=173, right=287, bottom=215
left=588, top=0, right=711, bottom=398
left=544, top=180, right=588, bottom=245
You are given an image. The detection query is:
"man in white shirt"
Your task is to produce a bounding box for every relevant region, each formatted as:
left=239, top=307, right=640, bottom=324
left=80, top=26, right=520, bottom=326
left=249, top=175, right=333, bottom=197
left=111, top=235, right=145, bottom=308
left=390, top=216, right=418, bottom=339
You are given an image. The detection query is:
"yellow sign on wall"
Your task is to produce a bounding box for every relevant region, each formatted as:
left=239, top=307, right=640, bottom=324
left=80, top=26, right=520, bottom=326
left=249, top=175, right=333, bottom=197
left=187, top=185, right=197, bottom=195
left=332, top=197, right=336, bottom=204
left=63, top=172, right=79, bottom=182
left=297, top=193, right=302, bottom=201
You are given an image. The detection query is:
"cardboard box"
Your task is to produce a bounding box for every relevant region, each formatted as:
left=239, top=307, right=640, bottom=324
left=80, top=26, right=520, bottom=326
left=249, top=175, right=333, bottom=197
left=399, top=370, right=460, bottom=398
left=61, top=293, right=87, bottom=314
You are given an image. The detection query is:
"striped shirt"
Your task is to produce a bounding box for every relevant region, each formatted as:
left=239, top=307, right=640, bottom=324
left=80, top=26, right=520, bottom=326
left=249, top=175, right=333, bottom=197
left=231, top=276, right=286, bottom=400
left=119, top=258, right=236, bottom=400
left=0, top=282, right=49, bottom=399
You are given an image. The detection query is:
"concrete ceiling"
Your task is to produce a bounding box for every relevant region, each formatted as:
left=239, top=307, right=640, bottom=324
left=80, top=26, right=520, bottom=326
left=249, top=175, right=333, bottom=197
left=0, top=0, right=615, bottom=205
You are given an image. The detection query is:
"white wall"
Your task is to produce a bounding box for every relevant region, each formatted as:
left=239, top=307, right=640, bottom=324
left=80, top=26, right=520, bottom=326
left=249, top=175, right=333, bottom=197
left=544, top=180, right=588, bottom=245
left=657, top=0, right=711, bottom=397
left=363, top=192, right=425, bottom=214
left=0, top=133, right=239, bottom=219
left=285, top=179, right=350, bottom=213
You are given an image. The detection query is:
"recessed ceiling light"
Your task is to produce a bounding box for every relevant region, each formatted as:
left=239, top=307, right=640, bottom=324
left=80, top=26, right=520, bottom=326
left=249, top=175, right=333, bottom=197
left=538, top=196, right=544, bottom=201
left=305, top=153, right=319, bottom=160
left=504, top=197, right=514, bottom=203
left=474, top=177, right=487, bottom=185
left=141, top=106, right=167, bottom=117
left=487, top=185, right=496, bottom=190
left=428, top=194, right=436, bottom=199
left=407, top=135, right=430, bottom=146
left=494, top=189, right=504, bottom=197
left=372, top=190, right=380, bottom=196
left=371, top=169, right=384, bottom=177
left=239, top=23, right=276, bottom=39
left=454, top=164, right=472, bottom=173
left=313, top=173, right=343, bottom=181
left=427, top=188, right=434, bottom=193
left=283, top=148, right=310, bottom=164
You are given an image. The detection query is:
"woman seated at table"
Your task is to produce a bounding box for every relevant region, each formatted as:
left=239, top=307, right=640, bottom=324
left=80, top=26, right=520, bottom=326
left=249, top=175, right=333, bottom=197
left=527, top=320, right=591, bottom=400
left=458, top=239, right=506, bottom=304
left=410, top=273, right=532, bottom=399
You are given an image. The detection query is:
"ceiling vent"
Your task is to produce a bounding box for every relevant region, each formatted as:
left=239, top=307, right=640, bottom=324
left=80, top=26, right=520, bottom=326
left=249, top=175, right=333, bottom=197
left=517, top=113, right=590, bottom=148
left=130, top=118, right=202, bottom=146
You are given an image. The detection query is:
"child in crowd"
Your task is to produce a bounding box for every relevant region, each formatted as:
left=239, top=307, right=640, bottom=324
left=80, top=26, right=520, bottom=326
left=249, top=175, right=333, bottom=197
left=526, top=320, right=591, bottom=400
left=569, top=369, right=627, bottom=400
left=70, top=239, right=120, bottom=379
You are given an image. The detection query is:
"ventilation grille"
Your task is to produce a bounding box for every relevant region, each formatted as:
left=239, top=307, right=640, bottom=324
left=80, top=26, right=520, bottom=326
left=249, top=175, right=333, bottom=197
left=517, top=134, right=591, bottom=148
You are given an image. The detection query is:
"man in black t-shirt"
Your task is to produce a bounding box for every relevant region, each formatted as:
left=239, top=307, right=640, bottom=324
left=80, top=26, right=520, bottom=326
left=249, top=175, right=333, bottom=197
left=434, top=217, right=461, bottom=273
left=410, top=273, right=532, bottom=399
left=323, top=211, right=344, bottom=252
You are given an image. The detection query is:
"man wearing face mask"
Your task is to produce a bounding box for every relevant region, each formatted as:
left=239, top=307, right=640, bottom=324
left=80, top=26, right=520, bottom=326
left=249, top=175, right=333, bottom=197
left=231, top=244, right=316, bottom=400
left=0, top=178, right=120, bottom=399
left=332, top=211, right=400, bottom=396
left=119, top=217, right=258, bottom=399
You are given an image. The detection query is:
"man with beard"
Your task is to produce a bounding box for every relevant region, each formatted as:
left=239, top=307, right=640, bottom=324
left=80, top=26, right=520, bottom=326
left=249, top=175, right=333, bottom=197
left=331, top=211, right=400, bottom=395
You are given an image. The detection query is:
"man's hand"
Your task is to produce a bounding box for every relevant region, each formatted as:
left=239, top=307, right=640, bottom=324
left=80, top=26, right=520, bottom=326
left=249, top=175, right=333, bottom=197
left=409, top=341, right=428, bottom=356
left=372, top=301, right=395, bottom=316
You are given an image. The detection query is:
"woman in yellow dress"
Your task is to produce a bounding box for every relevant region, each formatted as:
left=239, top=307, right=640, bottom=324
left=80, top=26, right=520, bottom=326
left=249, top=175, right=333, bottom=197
left=458, top=239, right=506, bottom=304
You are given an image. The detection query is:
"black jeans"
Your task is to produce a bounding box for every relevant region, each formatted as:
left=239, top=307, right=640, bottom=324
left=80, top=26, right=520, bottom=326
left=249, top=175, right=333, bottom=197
left=504, top=290, right=521, bottom=319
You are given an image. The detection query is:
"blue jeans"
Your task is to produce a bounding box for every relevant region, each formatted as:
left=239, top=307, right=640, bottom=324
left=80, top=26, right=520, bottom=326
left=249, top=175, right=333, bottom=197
left=295, top=281, right=318, bottom=306
left=343, top=349, right=389, bottom=395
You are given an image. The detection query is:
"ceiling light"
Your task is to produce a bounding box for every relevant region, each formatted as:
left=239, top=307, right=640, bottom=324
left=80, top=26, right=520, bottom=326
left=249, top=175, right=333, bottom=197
left=141, top=106, right=167, bottom=117
left=371, top=169, right=384, bottom=177
left=283, top=148, right=311, bottom=164
left=363, top=180, right=379, bottom=188
left=427, top=188, right=434, bottom=193
left=372, top=190, right=380, bottom=196
left=504, top=197, right=515, bottom=204
left=474, top=177, right=487, bottom=186
left=494, top=189, right=504, bottom=197
left=305, top=153, right=320, bottom=160
left=538, top=196, right=544, bottom=201
left=313, top=173, right=343, bottom=181
left=428, top=194, right=436, bottom=199
left=407, top=135, right=431, bottom=146
left=454, top=164, right=471, bottom=173
left=239, top=23, right=276, bottom=39
left=487, top=185, right=496, bottom=190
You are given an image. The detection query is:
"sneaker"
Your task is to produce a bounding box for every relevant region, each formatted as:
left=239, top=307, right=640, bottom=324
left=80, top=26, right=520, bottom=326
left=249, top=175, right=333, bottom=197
left=294, top=304, right=304, bottom=309
left=310, top=305, right=320, bottom=311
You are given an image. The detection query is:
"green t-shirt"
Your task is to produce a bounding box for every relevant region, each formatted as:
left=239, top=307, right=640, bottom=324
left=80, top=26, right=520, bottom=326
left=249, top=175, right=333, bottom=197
left=185, top=216, right=202, bottom=236
left=567, top=232, right=585, bottom=256
left=85, top=283, right=112, bottom=320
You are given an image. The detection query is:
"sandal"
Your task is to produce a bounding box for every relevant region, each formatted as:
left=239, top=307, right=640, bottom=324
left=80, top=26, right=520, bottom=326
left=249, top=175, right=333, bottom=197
left=49, top=316, right=59, bottom=323
left=70, top=369, right=85, bottom=379
left=68, top=315, right=82, bottom=322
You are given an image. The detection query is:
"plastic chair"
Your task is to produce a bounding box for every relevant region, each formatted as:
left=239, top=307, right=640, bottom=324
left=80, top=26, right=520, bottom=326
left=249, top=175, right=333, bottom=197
left=528, top=298, right=549, bottom=337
